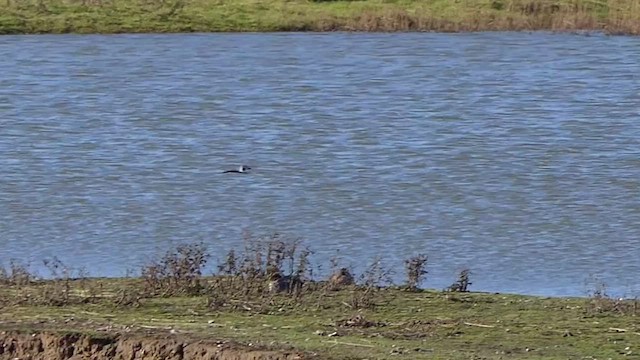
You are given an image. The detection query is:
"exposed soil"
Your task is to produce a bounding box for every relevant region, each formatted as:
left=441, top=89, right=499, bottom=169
left=0, top=329, right=308, bottom=360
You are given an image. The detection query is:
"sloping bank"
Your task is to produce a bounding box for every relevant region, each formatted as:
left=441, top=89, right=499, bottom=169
left=0, top=0, right=639, bottom=35
left=0, top=330, right=306, bottom=360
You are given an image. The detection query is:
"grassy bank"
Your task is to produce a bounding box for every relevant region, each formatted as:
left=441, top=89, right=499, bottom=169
left=1, top=239, right=639, bottom=359
left=1, top=0, right=639, bottom=35
left=1, top=278, right=638, bottom=359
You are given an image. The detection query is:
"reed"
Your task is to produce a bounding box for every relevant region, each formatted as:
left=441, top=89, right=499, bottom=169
left=1, top=0, right=639, bottom=35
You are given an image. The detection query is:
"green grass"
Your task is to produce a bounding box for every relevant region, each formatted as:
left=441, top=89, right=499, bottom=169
left=1, top=277, right=639, bottom=359
left=1, top=0, right=640, bottom=34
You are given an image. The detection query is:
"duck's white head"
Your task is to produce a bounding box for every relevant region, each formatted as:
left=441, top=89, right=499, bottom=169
left=239, top=165, right=251, bottom=172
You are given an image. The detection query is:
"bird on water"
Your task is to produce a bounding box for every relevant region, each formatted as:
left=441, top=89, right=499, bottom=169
left=223, top=165, right=251, bottom=174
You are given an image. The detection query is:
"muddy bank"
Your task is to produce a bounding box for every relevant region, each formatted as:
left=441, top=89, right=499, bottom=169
left=0, top=330, right=306, bottom=360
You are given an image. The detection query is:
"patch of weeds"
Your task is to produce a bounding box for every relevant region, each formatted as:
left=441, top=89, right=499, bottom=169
left=205, top=287, right=227, bottom=310
left=112, top=287, right=142, bottom=308
left=0, top=259, right=35, bottom=307
left=447, top=269, right=472, bottom=292
left=141, top=242, right=209, bottom=297
left=404, top=254, right=428, bottom=291
left=0, top=259, right=33, bottom=286
left=349, top=256, right=395, bottom=310
left=585, top=279, right=639, bottom=316
left=327, top=267, right=355, bottom=290
left=360, top=256, right=394, bottom=289
left=37, top=257, right=75, bottom=306
left=7, top=257, right=93, bottom=307
left=206, top=232, right=315, bottom=313
left=218, top=249, right=238, bottom=276
left=324, top=251, right=355, bottom=291
left=348, top=287, right=373, bottom=310
left=246, top=233, right=311, bottom=287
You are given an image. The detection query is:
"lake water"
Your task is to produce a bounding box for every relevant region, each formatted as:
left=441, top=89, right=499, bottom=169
left=1, top=32, right=639, bottom=297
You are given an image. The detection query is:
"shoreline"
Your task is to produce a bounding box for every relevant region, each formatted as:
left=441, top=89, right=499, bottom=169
left=1, top=0, right=639, bottom=35
left=0, top=29, right=618, bottom=37
left=20, top=274, right=601, bottom=300
left=0, top=276, right=637, bottom=359
left=0, top=239, right=619, bottom=300
left=1, top=240, right=635, bottom=358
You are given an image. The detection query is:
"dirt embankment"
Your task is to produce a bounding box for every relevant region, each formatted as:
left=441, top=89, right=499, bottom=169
left=0, top=331, right=307, bottom=360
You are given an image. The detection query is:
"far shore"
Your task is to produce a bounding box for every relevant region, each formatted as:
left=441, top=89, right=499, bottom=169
left=1, top=0, right=639, bottom=35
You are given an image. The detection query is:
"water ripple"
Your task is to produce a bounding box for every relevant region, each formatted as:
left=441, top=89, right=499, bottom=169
left=1, top=33, right=639, bottom=296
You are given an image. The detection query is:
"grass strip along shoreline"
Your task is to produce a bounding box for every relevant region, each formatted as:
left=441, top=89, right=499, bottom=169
left=1, top=238, right=639, bottom=359
left=1, top=0, right=640, bottom=35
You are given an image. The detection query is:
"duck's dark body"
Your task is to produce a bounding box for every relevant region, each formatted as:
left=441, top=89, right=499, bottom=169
left=223, top=165, right=251, bottom=174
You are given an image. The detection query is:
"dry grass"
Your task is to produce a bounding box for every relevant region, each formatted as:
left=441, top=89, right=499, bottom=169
left=0, top=233, right=400, bottom=312
left=0, top=0, right=639, bottom=34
